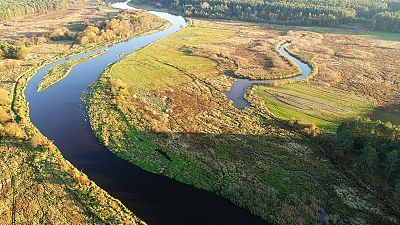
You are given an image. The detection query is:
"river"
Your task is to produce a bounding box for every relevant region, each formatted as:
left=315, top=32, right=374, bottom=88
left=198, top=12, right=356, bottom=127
left=225, top=42, right=312, bottom=109
left=24, top=3, right=270, bottom=225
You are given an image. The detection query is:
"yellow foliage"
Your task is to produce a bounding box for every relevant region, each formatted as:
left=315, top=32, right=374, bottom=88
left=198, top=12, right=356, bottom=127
left=4, top=122, right=24, bottom=138
left=0, top=107, right=12, bottom=123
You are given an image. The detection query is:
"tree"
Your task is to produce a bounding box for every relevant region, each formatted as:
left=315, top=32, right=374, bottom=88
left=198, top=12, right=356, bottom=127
left=361, top=145, right=378, bottom=172
left=0, top=41, right=28, bottom=59
left=30, top=133, right=46, bottom=148
left=335, top=127, right=353, bottom=156
left=395, top=179, right=400, bottom=200
left=385, top=150, right=400, bottom=184
left=4, top=122, right=25, bottom=138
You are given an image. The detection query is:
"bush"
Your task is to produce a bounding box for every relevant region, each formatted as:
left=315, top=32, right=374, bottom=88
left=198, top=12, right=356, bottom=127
left=49, top=27, right=75, bottom=41
left=0, top=89, right=10, bottom=106
left=4, top=122, right=25, bottom=138
left=30, top=133, right=46, bottom=148
left=0, top=107, right=12, bottom=123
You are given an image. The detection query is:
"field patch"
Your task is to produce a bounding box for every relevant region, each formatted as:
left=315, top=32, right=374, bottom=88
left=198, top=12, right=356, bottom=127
left=253, top=83, right=373, bottom=131
left=110, top=27, right=234, bottom=94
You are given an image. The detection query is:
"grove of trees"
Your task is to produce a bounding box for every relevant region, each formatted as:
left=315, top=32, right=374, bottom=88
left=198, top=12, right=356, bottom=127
left=77, top=11, right=155, bottom=45
left=142, top=0, right=400, bottom=31
left=333, top=118, right=400, bottom=200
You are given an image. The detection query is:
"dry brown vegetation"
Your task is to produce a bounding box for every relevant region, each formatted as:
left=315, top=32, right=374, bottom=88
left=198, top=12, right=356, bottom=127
left=186, top=20, right=300, bottom=80
left=284, top=30, right=400, bottom=107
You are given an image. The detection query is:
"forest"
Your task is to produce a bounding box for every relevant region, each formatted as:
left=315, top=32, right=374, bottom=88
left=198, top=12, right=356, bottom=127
left=140, top=0, right=400, bottom=31
left=0, top=0, right=68, bottom=20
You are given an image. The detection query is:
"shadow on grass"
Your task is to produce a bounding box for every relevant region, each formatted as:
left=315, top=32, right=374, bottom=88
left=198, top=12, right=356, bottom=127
left=369, top=103, right=400, bottom=125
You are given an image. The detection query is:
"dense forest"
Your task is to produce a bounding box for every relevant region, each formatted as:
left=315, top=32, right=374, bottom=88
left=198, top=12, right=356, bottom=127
left=0, top=0, right=68, bottom=20
left=140, top=0, right=400, bottom=31
left=331, top=118, right=400, bottom=201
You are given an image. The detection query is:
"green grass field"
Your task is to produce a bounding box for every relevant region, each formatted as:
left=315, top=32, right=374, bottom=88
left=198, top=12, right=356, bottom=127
left=362, top=31, right=400, bottom=42
left=111, top=27, right=235, bottom=94
left=253, top=83, right=373, bottom=131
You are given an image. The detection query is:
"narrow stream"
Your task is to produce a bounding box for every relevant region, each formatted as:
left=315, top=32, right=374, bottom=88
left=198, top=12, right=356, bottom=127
left=24, top=4, right=269, bottom=225
left=225, top=42, right=312, bottom=109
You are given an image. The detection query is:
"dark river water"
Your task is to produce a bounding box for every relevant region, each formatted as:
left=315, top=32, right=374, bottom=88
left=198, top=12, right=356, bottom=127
left=24, top=7, right=270, bottom=225
left=225, top=42, right=312, bottom=109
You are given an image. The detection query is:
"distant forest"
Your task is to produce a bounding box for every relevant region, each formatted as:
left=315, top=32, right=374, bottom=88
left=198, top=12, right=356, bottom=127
left=142, top=0, right=400, bottom=32
left=0, top=0, right=68, bottom=20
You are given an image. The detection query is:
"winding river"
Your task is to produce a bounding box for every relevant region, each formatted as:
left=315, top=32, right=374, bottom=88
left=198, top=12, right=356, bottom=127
left=24, top=2, right=314, bottom=225
left=225, top=42, right=312, bottom=109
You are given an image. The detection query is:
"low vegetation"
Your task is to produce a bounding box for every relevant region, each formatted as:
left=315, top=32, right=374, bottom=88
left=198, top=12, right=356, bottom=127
left=88, top=19, right=400, bottom=224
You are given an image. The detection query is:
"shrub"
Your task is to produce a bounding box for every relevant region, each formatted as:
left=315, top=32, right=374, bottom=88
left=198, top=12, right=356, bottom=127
left=0, top=89, right=10, bottom=106
left=0, top=107, right=12, bottom=123
left=49, top=27, right=75, bottom=41
left=30, top=133, right=46, bottom=148
left=4, top=122, right=25, bottom=138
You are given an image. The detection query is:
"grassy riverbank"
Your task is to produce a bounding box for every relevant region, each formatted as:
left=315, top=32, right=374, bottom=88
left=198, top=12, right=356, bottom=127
left=88, top=19, right=400, bottom=224
left=37, top=50, right=107, bottom=92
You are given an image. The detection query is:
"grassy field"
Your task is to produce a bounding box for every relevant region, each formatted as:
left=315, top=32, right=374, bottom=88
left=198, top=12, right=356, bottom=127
left=88, top=20, right=399, bottom=225
left=253, top=83, right=374, bottom=131
left=111, top=26, right=234, bottom=94
left=362, top=31, right=400, bottom=42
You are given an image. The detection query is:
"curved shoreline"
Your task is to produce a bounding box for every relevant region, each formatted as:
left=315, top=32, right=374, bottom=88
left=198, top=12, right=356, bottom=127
left=225, top=42, right=313, bottom=109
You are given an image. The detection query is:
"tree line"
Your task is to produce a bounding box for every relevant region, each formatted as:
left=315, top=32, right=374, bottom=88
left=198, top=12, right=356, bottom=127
left=373, top=10, right=400, bottom=32
left=142, top=0, right=400, bottom=31
left=0, top=0, right=68, bottom=20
